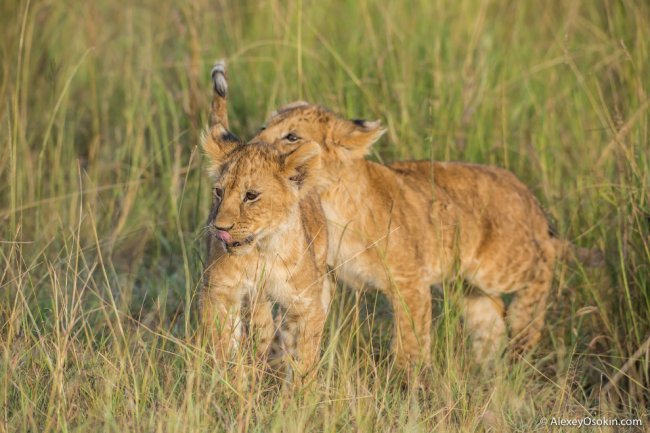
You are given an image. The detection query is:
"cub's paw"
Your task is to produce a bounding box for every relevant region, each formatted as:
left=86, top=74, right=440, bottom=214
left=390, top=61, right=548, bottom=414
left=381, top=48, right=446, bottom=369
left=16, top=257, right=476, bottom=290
left=211, top=59, right=228, bottom=97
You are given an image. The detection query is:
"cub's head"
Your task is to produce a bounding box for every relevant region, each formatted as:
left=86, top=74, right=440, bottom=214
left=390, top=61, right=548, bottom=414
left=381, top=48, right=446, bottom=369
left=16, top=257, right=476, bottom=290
left=203, top=124, right=321, bottom=255
left=251, top=102, right=386, bottom=178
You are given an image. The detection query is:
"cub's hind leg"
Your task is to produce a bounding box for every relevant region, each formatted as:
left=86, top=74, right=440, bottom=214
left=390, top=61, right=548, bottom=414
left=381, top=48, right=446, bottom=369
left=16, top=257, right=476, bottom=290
left=462, top=293, right=506, bottom=360
left=505, top=251, right=554, bottom=354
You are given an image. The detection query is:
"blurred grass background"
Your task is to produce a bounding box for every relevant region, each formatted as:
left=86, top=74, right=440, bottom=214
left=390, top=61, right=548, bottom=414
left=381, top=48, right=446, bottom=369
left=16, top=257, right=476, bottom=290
left=1, top=0, right=649, bottom=431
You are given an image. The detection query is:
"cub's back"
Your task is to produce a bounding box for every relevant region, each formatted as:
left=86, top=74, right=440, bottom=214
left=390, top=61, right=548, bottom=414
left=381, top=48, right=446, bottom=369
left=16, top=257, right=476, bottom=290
left=387, top=160, right=551, bottom=237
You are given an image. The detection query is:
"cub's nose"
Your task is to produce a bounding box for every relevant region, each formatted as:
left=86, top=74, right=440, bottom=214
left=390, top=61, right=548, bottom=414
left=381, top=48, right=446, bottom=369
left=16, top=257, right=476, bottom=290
left=214, top=223, right=234, bottom=231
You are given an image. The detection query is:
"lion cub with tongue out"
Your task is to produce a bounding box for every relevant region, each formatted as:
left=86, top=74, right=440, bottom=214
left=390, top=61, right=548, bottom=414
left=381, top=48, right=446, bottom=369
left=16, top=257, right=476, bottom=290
left=199, top=62, right=329, bottom=379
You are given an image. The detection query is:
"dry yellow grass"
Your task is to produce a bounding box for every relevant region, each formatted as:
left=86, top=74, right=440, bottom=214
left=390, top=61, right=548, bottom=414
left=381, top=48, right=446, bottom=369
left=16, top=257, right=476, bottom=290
left=1, top=0, right=648, bottom=431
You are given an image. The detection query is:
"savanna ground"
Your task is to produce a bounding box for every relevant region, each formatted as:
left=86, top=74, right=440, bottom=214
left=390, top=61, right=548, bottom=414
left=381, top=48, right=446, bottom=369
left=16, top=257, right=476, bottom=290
left=1, top=0, right=649, bottom=431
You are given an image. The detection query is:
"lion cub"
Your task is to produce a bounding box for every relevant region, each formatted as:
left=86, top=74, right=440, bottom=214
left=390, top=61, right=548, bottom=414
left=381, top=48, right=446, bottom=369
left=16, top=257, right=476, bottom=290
left=199, top=63, right=329, bottom=378
left=252, top=101, right=601, bottom=365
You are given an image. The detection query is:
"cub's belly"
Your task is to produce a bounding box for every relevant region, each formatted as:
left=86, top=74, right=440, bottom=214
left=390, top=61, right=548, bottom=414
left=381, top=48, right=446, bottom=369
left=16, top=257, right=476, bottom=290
left=327, top=224, right=447, bottom=291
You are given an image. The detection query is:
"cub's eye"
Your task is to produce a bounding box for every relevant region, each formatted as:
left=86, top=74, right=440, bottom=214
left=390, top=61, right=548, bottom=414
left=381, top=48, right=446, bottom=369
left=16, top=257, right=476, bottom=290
left=214, top=187, right=224, bottom=200
left=284, top=133, right=300, bottom=143
left=244, top=191, right=260, bottom=202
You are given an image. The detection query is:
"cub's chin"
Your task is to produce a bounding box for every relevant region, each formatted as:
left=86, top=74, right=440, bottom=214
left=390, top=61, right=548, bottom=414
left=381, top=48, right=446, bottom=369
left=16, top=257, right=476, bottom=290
left=225, top=240, right=256, bottom=256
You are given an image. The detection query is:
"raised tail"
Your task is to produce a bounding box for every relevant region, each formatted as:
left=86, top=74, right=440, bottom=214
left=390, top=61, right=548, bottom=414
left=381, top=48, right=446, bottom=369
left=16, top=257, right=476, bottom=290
left=209, top=59, right=229, bottom=129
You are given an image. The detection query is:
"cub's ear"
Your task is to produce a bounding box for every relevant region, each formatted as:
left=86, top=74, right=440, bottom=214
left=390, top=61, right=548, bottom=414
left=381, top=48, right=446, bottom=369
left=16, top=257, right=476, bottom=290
left=280, top=141, right=321, bottom=191
left=329, top=117, right=386, bottom=158
left=201, top=124, right=241, bottom=177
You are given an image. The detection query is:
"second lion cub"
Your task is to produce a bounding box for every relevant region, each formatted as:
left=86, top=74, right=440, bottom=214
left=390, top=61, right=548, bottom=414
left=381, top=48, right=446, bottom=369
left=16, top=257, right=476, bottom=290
left=252, top=101, right=602, bottom=366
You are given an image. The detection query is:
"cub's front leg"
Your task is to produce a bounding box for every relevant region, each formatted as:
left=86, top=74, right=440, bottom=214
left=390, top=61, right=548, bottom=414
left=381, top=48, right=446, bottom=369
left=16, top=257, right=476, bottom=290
left=241, top=295, right=277, bottom=362
left=283, top=307, right=326, bottom=381
left=200, top=253, right=248, bottom=360
left=282, top=280, right=329, bottom=381
left=390, top=279, right=433, bottom=368
left=200, top=284, right=244, bottom=360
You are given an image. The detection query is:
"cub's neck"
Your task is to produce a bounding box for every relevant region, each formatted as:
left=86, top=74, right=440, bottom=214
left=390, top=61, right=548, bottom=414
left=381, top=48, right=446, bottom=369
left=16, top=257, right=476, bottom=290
left=324, top=158, right=387, bottom=204
left=255, top=206, right=304, bottom=257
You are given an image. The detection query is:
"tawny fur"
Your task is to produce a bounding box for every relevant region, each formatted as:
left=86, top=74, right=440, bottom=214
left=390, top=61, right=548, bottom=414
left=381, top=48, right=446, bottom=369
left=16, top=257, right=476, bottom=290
left=199, top=63, right=329, bottom=378
left=251, top=102, right=599, bottom=365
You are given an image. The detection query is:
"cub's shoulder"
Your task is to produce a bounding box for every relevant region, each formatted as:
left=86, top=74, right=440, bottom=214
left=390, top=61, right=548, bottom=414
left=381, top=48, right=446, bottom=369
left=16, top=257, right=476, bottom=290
left=299, top=192, right=328, bottom=266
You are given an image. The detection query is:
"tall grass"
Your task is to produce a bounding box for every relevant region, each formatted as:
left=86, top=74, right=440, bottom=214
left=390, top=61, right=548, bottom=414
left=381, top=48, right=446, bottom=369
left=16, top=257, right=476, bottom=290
left=1, top=0, right=648, bottom=431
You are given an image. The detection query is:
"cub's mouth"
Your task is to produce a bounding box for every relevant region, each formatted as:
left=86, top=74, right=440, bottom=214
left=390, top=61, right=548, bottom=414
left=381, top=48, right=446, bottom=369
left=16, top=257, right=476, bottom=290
left=214, top=230, right=256, bottom=254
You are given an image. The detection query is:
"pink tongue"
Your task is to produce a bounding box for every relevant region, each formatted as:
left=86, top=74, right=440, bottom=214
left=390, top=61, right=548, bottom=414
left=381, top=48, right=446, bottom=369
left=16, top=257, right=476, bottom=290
left=216, top=230, right=233, bottom=243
